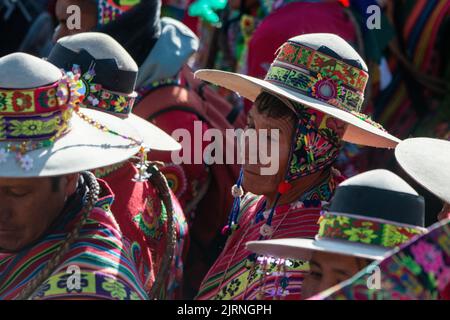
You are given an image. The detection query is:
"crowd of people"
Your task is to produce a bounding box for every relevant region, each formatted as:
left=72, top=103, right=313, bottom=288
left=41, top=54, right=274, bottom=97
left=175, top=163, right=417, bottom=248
left=0, top=0, right=448, bottom=300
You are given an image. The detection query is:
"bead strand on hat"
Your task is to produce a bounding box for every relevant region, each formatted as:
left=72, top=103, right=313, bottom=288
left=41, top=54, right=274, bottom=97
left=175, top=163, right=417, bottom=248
left=73, top=106, right=142, bottom=147
left=69, top=63, right=150, bottom=181
left=72, top=106, right=149, bottom=181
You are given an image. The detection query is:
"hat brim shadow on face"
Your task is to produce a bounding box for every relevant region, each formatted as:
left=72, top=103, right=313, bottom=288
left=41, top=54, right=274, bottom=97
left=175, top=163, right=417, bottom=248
left=246, top=237, right=389, bottom=262
left=195, top=70, right=401, bottom=149
left=0, top=108, right=142, bottom=178
left=395, top=138, right=450, bottom=204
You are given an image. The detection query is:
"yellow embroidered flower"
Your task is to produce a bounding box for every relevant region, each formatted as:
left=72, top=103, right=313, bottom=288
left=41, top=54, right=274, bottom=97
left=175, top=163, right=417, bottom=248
left=112, top=96, right=128, bottom=112
left=335, top=215, right=350, bottom=226
left=10, top=119, right=45, bottom=136
left=382, top=224, right=410, bottom=247
left=343, top=227, right=378, bottom=244
left=318, top=215, right=336, bottom=235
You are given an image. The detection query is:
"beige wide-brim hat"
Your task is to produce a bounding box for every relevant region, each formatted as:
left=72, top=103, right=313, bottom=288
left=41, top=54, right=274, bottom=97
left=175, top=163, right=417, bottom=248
left=48, top=32, right=181, bottom=152
left=0, top=108, right=142, bottom=177
left=395, top=137, right=450, bottom=203
left=195, top=34, right=400, bottom=149
left=0, top=52, right=142, bottom=177
left=123, top=113, right=180, bottom=151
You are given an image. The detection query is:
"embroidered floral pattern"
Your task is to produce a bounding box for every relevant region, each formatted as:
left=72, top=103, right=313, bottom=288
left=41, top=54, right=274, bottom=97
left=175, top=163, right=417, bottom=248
left=0, top=84, right=63, bottom=114
left=78, top=65, right=135, bottom=116
left=102, top=277, right=128, bottom=300
left=12, top=92, right=33, bottom=112
left=410, top=241, right=444, bottom=274
left=287, top=104, right=341, bottom=180
left=313, top=220, right=450, bottom=300
left=318, top=212, right=425, bottom=248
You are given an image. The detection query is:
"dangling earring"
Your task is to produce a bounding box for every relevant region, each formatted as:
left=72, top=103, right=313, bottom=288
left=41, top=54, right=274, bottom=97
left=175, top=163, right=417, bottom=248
left=222, top=168, right=244, bottom=235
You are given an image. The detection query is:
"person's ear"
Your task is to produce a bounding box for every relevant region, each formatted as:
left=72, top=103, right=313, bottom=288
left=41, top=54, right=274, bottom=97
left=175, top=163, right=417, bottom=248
left=438, top=202, right=450, bottom=221
left=63, top=173, right=80, bottom=197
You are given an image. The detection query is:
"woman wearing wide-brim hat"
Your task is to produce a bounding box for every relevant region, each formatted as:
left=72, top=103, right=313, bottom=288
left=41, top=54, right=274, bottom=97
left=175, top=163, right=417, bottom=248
left=195, top=33, right=401, bottom=300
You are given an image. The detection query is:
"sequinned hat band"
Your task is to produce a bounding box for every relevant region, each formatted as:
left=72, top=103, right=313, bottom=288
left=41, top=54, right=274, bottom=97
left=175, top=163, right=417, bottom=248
left=74, top=64, right=136, bottom=118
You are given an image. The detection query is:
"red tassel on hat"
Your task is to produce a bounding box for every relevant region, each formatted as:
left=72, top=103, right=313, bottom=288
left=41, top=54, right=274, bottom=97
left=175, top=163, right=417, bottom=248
left=278, top=181, right=292, bottom=194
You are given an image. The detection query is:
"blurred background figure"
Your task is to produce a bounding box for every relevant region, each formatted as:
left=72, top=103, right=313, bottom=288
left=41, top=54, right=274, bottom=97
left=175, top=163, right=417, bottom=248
left=0, top=0, right=54, bottom=56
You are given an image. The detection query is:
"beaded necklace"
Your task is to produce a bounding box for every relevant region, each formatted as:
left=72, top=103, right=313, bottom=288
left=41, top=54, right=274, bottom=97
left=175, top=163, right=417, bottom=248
left=214, top=171, right=336, bottom=300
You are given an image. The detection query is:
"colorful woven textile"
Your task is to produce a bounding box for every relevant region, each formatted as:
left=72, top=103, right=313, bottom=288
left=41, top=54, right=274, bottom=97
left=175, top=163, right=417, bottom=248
left=0, top=178, right=148, bottom=300
left=94, top=161, right=188, bottom=299
left=312, top=219, right=450, bottom=300
left=196, top=171, right=338, bottom=300
left=373, top=0, right=450, bottom=139
left=318, top=212, right=426, bottom=248
left=96, top=0, right=141, bottom=26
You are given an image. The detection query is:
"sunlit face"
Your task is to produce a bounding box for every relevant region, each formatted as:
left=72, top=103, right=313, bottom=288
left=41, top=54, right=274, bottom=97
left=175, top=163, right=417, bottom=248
left=0, top=174, right=79, bottom=252
left=53, top=0, right=98, bottom=42
left=302, top=251, right=372, bottom=299
left=242, top=106, right=295, bottom=195
left=242, top=102, right=346, bottom=196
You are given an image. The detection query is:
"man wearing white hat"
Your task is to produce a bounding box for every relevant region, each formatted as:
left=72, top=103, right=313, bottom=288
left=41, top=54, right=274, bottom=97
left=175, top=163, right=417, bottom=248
left=0, top=53, right=149, bottom=300
left=47, top=31, right=188, bottom=299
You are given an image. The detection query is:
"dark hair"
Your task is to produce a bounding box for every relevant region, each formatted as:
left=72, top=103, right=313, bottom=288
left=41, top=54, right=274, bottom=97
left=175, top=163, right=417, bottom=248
left=254, top=91, right=297, bottom=121
left=50, top=176, right=62, bottom=192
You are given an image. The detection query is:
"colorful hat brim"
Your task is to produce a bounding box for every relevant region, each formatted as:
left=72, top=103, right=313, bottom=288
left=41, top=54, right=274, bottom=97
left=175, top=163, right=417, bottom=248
left=395, top=138, right=450, bottom=203
left=0, top=108, right=141, bottom=177
left=124, top=113, right=181, bottom=151
left=246, top=237, right=389, bottom=261
left=195, top=70, right=400, bottom=149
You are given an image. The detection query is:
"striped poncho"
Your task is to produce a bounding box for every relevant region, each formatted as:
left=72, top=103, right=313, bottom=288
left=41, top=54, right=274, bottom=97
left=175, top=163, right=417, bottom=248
left=0, top=179, right=149, bottom=300
left=96, top=161, right=188, bottom=299
left=196, top=173, right=337, bottom=300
